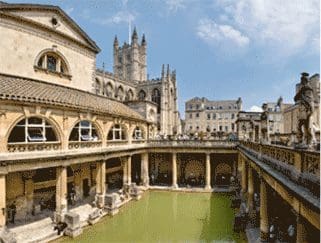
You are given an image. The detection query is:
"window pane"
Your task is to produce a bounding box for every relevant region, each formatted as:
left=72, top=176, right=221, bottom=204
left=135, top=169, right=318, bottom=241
left=8, top=126, right=25, bottom=142
left=37, top=57, right=43, bottom=67
left=80, top=120, right=90, bottom=127
left=107, top=131, right=113, bottom=140
left=69, top=128, right=79, bottom=141
left=28, top=117, right=42, bottom=125
left=115, top=131, right=120, bottom=140
left=47, top=56, right=56, bottom=72
left=27, top=127, right=44, bottom=142
left=46, top=127, right=57, bottom=141
left=92, top=129, right=99, bottom=141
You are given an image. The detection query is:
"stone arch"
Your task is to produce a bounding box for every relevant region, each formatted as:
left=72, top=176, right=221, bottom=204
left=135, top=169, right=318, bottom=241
left=126, top=89, right=134, bottom=101
left=107, top=123, right=128, bottom=140
left=103, top=82, right=114, bottom=97
left=34, top=48, right=71, bottom=75
left=138, top=89, right=146, bottom=101
left=95, top=78, right=101, bottom=94
left=215, top=162, right=232, bottom=185
left=67, top=119, right=103, bottom=142
left=6, top=115, right=63, bottom=144
left=116, top=85, right=125, bottom=101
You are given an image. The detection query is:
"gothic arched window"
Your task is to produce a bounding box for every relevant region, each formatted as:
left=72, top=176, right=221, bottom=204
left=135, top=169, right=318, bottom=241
left=125, top=89, right=134, bottom=101
left=116, top=86, right=124, bottom=101
left=151, top=88, right=161, bottom=113
left=8, top=117, right=58, bottom=143
left=138, top=90, right=146, bottom=101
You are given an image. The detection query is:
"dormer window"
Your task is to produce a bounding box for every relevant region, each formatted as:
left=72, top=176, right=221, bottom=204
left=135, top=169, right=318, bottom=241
left=35, top=50, right=71, bottom=79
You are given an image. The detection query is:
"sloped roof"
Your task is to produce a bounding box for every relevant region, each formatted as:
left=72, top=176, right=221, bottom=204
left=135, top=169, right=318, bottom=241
left=0, top=73, right=146, bottom=121
left=0, top=3, right=100, bottom=53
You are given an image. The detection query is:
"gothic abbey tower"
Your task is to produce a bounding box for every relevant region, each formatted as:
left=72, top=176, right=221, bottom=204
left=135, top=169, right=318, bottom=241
left=113, top=28, right=147, bottom=82
left=95, top=28, right=182, bottom=136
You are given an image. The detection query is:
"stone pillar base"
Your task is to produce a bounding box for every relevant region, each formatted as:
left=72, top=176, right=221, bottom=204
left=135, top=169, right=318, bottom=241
left=0, top=227, right=16, bottom=243
left=172, top=184, right=178, bottom=189
left=204, top=185, right=211, bottom=191
left=95, top=194, right=105, bottom=209
left=106, top=207, right=119, bottom=216
left=64, top=212, right=83, bottom=238
left=54, top=210, right=67, bottom=223
left=88, top=208, right=102, bottom=225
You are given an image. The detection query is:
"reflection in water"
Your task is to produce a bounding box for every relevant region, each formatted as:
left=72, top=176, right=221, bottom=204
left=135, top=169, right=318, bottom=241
left=57, top=191, right=245, bottom=243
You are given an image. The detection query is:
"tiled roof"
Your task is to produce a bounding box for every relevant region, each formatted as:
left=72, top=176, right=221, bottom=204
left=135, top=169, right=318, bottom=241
left=0, top=73, right=145, bottom=121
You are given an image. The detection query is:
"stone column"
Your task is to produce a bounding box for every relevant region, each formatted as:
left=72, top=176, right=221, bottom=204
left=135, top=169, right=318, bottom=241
left=241, top=158, right=247, bottom=195
left=296, top=214, right=307, bottom=243
left=205, top=153, right=211, bottom=190
left=122, top=159, right=128, bottom=185
left=73, top=165, right=82, bottom=201
left=172, top=153, right=178, bottom=188
left=247, top=167, right=254, bottom=211
left=23, top=171, right=35, bottom=215
left=260, top=179, right=269, bottom=242
left=141, top=153, right=149, bottom=187
left=127, top=156, right=132, bottom=185
left=0, top=174, right=6, bottom=227
left=55, top=166, right=67, bottom=222
left=95, top=161, right=106, bottom=208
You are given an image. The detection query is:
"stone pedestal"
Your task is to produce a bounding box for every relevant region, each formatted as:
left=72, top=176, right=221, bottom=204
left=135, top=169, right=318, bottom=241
left=88, top=208, right=102, bottom=225
left=64, top=212, right=82, bottom=238
left=105, top=193, right=121, bottom=216
left=205, top=153, right=211, bottom=190
left=172, top=153, right=178, bottom=188
left=129, top=183, right=143, bottom=200
left=0, top=227, right=16, bottom=243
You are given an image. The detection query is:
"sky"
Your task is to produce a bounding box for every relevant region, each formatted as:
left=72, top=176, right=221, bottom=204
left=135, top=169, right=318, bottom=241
left=7, top=0, right=320, bottom=117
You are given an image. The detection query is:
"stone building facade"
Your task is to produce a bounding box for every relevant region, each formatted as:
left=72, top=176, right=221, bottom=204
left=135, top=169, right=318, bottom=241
left=185, top=97, right=242, bottom=137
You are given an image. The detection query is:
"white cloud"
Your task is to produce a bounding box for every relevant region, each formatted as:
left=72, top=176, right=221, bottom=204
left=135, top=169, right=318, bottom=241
left=249, top=105, right=263, bottom=112
left=165, top=0, right=186, bottom=12
left=215, top=0, right=320, bottom=53
left=197, top=18, right=249, bottom=47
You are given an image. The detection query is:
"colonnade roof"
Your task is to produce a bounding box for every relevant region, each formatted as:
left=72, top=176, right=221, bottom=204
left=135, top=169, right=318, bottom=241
left=0, top=73, right=145, bottom=121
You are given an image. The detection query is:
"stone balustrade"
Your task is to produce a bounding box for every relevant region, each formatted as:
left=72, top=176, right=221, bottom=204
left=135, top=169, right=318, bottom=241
left=239, top=140, right=320, bottom=195
left=7, top=142, right=61, bottom=153
left=148, top=139, right=237, bottom=147
left=68, top=141, right=102, bottom=150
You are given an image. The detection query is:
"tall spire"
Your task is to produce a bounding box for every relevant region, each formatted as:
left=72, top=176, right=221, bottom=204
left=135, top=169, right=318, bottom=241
left=161, top=64, right=165, bottom=80
left=166, top=64, right=170, bottom=78
left=113, top=35, right=118, bottom=47
left=132, top=26, right=138, bottom=42
left=141, top=34, right=146, bottom=46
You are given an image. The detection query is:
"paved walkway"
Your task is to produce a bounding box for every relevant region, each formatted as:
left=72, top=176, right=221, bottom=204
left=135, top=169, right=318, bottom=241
left=245, top=227, right=260, bottom=243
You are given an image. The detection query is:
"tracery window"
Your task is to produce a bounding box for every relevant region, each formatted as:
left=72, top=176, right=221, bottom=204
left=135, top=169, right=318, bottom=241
left=138, top=90, right=146, bottom=101
left=69, top=121, right=99, bottom=141
left=8, top=117, right=58, bottom=143
left=36, top=51, right=69, bottom=76
left=151, top=88, right=161, bottom=113
left=108, top=124, right=127, bottom=141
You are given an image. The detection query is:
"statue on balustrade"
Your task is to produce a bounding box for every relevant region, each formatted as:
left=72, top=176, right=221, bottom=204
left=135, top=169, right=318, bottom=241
left=294, top=72, right=315, bottom=148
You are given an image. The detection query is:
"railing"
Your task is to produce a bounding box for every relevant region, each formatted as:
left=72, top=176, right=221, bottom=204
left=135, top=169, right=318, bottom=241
left=132, top=139, right=146, bottom=144
left=68, top=141, right=102, bottom=150
left=7, top=142, right=61, bottom=153
left=239, top=141, right=320, bottom=195
left=148, top=139, right=237, bottom=147
left=107, top=140, right=129, bottom=146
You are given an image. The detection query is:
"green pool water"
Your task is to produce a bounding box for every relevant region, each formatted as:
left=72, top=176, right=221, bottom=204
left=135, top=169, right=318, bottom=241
left=57, top=191, right=245, bottom=242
